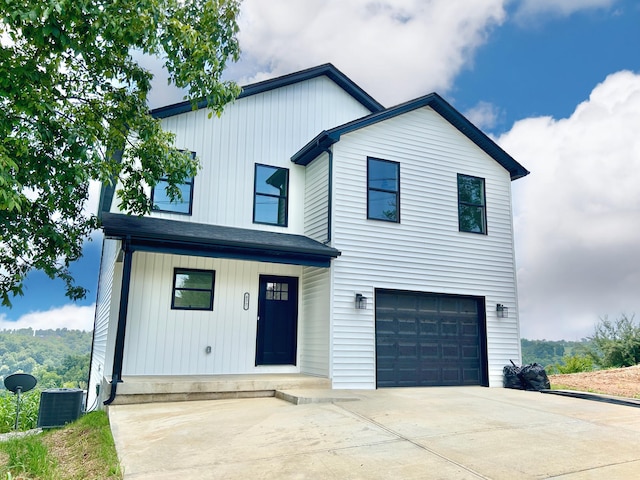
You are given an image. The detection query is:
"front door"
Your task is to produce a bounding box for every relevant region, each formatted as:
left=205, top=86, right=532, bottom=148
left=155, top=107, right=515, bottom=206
left=256, top=275, right=299, bottom=365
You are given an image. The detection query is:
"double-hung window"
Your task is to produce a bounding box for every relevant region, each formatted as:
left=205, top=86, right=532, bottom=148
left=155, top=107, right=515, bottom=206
left=151, top=152, right=196, bottom=215
left=171, top=268, right=215, bottom=310
left=367, top=157, right=400, bottom=222
left=457, top=173, right=487, bottom=234
left=253, top=164, right=289, bottom=226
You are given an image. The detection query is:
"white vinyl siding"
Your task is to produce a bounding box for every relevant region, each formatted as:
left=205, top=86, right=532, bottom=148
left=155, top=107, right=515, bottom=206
left=87, top=238, right=120, bottom=408
left=147, top=76, right=371, bottom=234
left=299, top=266, right=331, bottom=376
left=122, top=252, right=304, bottom=375
left=304, top=152, right=330, bottom=242
left=330, top=106, right=520, bottom=388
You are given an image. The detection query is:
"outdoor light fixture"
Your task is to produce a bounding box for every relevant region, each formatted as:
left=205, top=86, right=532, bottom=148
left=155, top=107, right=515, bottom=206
left=355, top=293, right=367, bottom=310
left=496, top=304, right=508, bottom=318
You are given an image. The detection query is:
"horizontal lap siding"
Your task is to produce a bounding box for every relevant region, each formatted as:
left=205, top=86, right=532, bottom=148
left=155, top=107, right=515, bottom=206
left=300, top=155, right=331, bottom=377
left=122, top=253, right=302, bottom=375
left=151, top=77, right=372, bottom=234
left=87, top=239, right=119, bottom=407
left=331, top=107, right=520, bottom=388
left=300, top=267, right=330, bottom=376
left=304, top=153, right=330, bottom=242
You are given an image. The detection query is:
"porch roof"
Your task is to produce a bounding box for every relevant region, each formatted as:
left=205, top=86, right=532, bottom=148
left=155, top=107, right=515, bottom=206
left=101, top=213, right=341, bottom=268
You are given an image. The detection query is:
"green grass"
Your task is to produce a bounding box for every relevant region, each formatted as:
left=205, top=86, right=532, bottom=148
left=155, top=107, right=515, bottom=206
left=1, top=433, right=55, bottom=478
left=0, top=411, right=122, bottom=480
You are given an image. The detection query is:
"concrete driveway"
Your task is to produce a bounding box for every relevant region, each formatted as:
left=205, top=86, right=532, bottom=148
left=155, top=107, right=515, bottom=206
left=108, top=387, right=640, bottom=479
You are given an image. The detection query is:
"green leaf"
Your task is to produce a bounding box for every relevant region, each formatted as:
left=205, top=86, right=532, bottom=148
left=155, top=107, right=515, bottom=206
left=0, top=0, right=240, bottom=307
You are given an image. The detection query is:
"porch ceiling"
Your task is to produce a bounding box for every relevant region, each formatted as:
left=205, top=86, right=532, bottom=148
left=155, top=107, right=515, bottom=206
left=101, top=213, right=341, bottom=268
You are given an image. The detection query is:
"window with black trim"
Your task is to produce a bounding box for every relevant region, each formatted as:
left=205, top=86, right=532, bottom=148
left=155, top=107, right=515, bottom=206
left=367, top=157, right=399, bottom=222
left=253, top=164, right=289, bottom=226
left=171, top=268, right=215, bottom=310
left=457, top=174, right=487, bottom=234
left=151, top=152, right=196, bottom=215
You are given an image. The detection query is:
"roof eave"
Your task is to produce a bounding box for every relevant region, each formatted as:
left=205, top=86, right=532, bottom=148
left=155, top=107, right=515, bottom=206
left=151, top=64, right=384, bottom=120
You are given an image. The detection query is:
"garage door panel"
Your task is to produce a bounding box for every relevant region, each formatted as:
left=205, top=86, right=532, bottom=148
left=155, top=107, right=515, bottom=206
left=441, top=321, right=459, bottom=336
left=376, top=290, right=487, bottom=388
left=463, top=368, right=481, bottom=383
left=419, top=343, right=439, bottom=358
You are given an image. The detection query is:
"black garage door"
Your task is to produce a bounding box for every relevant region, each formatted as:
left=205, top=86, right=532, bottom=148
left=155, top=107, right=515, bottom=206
left=375, top=290, right=488, bottom=388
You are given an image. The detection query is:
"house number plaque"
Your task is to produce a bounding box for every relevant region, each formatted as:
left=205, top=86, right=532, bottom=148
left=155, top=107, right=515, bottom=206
left=243, top=292, right=250, bottom=310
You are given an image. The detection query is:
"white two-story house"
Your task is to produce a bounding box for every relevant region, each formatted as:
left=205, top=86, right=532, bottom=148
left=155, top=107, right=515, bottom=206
left=88, top=64, right=528, bottom=407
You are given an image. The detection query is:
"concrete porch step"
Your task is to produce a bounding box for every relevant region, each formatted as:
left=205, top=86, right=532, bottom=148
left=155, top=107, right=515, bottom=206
left=106, top=374, right=331, bottom=405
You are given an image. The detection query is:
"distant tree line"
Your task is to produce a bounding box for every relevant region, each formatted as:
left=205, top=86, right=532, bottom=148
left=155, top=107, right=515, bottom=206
left=522, top=313, right=640, bottom=374
left=0, top=328, right=91, bottom=389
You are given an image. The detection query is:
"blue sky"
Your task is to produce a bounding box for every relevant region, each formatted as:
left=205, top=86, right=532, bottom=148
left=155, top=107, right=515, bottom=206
left=2, top=0, right=640, bottom=340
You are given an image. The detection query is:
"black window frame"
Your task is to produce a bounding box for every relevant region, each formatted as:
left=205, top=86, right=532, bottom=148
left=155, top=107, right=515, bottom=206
left=253, top=163, right=289, bottom=227
left=367, top=157, right=400, bottom=223
left=151, top=151, right=196, bottom=215
left=457, top=173, right=487, bottom=235
left=171, top=268, right=215, bottom=311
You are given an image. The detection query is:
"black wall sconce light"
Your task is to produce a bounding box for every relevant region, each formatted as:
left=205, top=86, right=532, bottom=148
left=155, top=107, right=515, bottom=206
left=355, top=293, right=367, bottom=310
left=496, top=304, right=508, bottom=318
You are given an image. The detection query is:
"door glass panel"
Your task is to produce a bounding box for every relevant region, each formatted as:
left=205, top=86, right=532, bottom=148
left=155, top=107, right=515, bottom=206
left=265, top=282, right=289, bottom=301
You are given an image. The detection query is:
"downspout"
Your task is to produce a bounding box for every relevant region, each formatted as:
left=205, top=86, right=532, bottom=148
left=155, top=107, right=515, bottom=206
left=104, top=237, right=133, bottom=405
left=322, top=146, right=333, bottom=243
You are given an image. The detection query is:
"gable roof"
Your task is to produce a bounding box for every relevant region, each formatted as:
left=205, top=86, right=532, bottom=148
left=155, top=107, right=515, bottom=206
left=291, top=92, right=529, bottom=181
left=101, top=213, right=341, bottom=268
left=151, top=63, right=384, bottom=119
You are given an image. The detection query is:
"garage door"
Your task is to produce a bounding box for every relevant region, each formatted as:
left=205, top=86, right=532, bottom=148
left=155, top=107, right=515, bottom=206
left=375, top=290, right=487, bottom=387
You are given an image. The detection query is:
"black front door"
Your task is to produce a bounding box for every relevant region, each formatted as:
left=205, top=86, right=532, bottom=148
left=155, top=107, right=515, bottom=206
left=256, top=275, right=298, bottom=365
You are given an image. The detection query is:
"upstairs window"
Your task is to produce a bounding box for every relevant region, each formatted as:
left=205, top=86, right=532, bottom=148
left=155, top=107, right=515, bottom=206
left=367, top=157, right=400, bottom=222
left=171, top=268, right=215, bottom=310
left=253, top=164, right=289, bottom=226
left=151, top=151, right=196, bottom=215
left=458, top=174, right=487, bottom=234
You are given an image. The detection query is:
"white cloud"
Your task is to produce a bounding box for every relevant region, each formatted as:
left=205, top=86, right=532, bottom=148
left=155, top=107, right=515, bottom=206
left=229, top=0, right=508, bottom=106
left=513, top=0, right=618, bottom=23
left=464, top=101, right=502, bottom=130
left=499, top=70, right=640, bottom=340
left=0, top=304, right=95, bottom=332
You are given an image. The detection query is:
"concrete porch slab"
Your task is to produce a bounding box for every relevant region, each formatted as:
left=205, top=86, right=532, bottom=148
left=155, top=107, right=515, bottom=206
left=106, top=374, right=331, bottom=405
left=275, top=388, right=364, bottom=405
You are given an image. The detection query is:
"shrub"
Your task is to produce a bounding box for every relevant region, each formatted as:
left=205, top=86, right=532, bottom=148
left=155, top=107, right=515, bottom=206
left=555, top=354, right=594, bottom=374
left=587, top=313, right=640, bottom=368
left=0, top=390, right=40, bottom=433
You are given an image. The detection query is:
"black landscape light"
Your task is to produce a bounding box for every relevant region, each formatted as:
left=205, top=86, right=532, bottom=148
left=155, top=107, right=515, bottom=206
left=4, top=373, right=37, bottom=430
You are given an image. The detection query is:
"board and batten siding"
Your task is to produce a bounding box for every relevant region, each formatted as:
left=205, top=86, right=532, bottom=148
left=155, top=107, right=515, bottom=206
left=127, top=76, right=372, bottom=235
left=121, top=252, right=305, bottom=375
left=87, top=238, right=121, bottom=408
left=329, top=106, right=521, bottom=388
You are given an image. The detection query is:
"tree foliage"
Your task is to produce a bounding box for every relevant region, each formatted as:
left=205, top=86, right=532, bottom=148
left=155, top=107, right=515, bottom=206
left=0, top=0, right=241, bottom=306
left=0, top=328, right=91, bottom=387
left=587, top=313, right=640, bottom=368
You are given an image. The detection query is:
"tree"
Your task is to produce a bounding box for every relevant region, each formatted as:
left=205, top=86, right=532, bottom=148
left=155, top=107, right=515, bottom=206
left=587, top=313, right=640, bottom=368
left=0, top=0, right=241, bottom=306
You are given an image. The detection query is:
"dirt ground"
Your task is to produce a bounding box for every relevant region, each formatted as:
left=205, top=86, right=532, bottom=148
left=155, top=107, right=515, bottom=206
left=549, top=364, right=640, bottom=399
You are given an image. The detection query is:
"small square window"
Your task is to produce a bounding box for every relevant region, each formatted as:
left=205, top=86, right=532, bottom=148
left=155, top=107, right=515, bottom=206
left=151, top=152, right=196, bottom=215
left=367, top=158, right=400, bottom=222
left=171, top=268, right=215, bottom=310
left=253, top=164, right=289, bottom=226
left=458, top=174, right=487, bottom=234
left=265, top=282, right=289, bottom=301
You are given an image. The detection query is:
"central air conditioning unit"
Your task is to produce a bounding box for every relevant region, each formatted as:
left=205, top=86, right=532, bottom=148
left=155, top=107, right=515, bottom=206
left=37, top=388, right=84, bottom=429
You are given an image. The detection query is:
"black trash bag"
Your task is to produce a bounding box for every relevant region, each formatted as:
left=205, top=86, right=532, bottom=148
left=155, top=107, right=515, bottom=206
left=519, top=363, right=551, bottom=391
left=503, top=362, right=525, bottom=390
